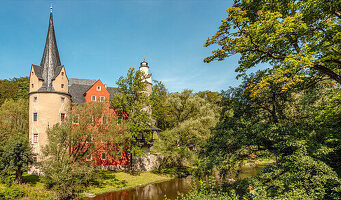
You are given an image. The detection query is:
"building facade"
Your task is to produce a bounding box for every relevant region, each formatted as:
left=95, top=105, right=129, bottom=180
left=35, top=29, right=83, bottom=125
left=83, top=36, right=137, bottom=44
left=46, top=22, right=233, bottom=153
left=29, top=9, right=153, bottom=172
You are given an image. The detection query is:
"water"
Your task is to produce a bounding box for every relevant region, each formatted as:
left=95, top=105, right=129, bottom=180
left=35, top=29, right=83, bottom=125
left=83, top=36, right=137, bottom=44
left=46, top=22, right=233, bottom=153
left=88, top=164, right=268, bottom=200
left=88, top=176, right=192, bottom=200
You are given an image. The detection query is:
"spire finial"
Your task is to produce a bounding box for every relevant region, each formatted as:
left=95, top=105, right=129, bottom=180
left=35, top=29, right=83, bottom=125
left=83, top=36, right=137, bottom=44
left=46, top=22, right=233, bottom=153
left=50, top=4, right=53, bottom=13
left=143, top=56, right=146, bottom=61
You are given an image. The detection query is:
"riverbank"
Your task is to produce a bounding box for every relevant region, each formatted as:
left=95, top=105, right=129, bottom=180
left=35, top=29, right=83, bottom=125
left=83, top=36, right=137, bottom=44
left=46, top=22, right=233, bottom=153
left=0, top=171, right=173, bottom=199
left=83, top=171, right=173, bottom=197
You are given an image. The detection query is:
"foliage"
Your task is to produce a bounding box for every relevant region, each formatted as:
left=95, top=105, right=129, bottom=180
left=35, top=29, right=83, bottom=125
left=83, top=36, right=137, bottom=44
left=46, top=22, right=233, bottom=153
left=170, top=177, right=241, bottom=200
left=0, top=184, right=25, bottom=199
left=0, top=99, right=32, bottom=184
left=40, top=102, right=122, bottom=199
left=110, top=67, right=152, bottom=168
left=0, top=77, right=29, bottom=106
left=154, top=89, right=220, bottom=168
left=151, top=80, right=170, bottom=130
left=40, top=122, right=96, bottom=200
left=70, top=102, right=124, bottom=161
left=204, top=0, right=341, bottom=96
left=198, top=76, right=341, bottom=199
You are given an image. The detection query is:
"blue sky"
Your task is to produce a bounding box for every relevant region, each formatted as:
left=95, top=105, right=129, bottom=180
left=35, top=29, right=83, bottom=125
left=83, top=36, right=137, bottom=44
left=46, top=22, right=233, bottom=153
left=0, top=0, right=243, bottom=92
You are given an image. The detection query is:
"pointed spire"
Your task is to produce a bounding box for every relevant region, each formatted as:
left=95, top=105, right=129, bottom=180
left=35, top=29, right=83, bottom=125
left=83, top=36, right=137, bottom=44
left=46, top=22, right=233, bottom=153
left=40, top=7, right=61, bottom=90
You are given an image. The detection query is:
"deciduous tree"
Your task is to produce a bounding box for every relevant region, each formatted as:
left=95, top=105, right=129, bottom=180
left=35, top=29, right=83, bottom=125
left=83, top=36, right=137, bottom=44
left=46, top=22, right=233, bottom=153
left=205, top=0, right=341, bottom=95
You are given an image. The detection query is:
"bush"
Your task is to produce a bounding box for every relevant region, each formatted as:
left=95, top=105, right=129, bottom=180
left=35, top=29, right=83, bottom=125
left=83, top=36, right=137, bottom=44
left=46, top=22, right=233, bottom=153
left=170, top=176, right=241, bottom=200
left=0, top=185, right=25, bottom=199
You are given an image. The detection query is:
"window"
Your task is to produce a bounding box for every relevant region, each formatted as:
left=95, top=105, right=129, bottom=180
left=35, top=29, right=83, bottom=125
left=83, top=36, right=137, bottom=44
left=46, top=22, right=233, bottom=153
left=91, top=96, right=96, bottom=101
left=102, top=116, right=107, bottom=125
left=101, top=152, right=106, bottom=160
left=33, top=156, right=37, bottom=162
left=33, top=113, right=38, bottom=121
left=31, top=84, right=34, bottom=88
left=61, top=84, right=64, bottom=88
left=60, top=113, right=65, bottom=121
left=61, top=72, right=64, bottom=76
left=97, top=86, right=101, bottom=91
left=33, top=133, right=38, bottom=143
left=33, top=96, right=38, bottom=102
left=86, top=154, right=92, bottom=161
left=100, top=96, right=105, bottom=102
left=61, top=97, right=65, bottom=103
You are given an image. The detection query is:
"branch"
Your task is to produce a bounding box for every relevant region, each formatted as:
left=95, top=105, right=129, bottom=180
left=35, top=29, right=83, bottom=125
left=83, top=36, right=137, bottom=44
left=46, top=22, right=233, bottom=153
left=335, top=11, right=341, bottom=20
left=312, top=64, right=341, bottom=84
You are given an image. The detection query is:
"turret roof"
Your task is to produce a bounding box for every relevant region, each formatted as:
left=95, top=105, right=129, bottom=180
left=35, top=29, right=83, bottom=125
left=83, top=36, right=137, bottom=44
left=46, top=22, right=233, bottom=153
left=37, top=9, right=62, bottom=92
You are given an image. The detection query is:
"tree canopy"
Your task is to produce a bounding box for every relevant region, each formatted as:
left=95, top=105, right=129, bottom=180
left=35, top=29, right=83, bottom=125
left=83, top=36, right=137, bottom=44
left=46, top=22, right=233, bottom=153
left=205, top=0, right=341, bottom=95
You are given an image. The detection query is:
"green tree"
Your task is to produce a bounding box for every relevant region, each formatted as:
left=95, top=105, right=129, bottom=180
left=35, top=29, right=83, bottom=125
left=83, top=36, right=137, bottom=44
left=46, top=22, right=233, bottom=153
left=155, top=89, right=219, bottom=168
left=0, top=99, right=32, bottom=184
left=0, top=77, right=29, bottom=106
left=204, top=0, right=341, bottom=95
left=40, top=102, right=120, bottom=199
left=41, top=122, right=95, bottom=200
left=198, top=77, right=341, bottom=199
left=110, top=68, right=152, bottom=170
left=151, top=80, right=170, bottom=130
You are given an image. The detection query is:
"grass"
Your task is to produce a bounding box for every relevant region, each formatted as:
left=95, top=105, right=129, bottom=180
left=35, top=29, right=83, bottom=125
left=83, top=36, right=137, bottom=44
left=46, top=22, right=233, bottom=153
left=0, top=171, right=173, bottom=199
left=85, top=171, right=173, bottom=195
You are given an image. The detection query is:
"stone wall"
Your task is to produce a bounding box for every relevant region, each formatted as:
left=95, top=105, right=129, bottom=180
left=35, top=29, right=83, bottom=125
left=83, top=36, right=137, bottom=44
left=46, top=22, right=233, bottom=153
left=132, top=154, right=161, bottom=171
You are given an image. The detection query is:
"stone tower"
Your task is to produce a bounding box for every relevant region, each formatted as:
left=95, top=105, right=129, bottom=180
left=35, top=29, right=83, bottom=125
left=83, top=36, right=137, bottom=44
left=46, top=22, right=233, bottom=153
left=29, top=8, right=71, bottom=166
left=139, top=61, right=152, bottom=95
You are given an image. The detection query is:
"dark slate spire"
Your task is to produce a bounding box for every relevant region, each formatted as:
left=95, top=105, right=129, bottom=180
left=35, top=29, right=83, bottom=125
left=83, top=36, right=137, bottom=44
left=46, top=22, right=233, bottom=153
left=40, top=6, right=61, bottom=90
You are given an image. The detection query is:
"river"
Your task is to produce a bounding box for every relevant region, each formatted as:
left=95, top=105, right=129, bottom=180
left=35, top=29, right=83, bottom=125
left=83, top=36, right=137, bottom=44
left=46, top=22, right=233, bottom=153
left=88, top=164, right=267, bottom=200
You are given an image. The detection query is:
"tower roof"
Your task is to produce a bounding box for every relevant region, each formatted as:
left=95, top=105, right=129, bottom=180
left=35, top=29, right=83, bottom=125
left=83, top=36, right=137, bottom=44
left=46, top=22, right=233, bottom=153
left=39, top=9, right=62, bottom=91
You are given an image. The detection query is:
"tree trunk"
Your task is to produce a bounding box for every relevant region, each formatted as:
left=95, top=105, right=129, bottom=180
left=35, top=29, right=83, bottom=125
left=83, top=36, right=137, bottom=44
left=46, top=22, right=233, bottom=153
left=129, top=144, right=133, bottom=173
left=15, top=169, right=23, bottom=184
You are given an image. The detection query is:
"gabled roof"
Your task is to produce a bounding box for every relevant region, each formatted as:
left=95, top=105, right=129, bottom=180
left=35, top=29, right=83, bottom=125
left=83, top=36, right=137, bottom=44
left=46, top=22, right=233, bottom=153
left=68, top=78, right=119, bottom=104
left=69, top=78, right=97, bottom=86
left=107, top=86, right=119, bottom=99
left=69, top=83, right=92, bottom=104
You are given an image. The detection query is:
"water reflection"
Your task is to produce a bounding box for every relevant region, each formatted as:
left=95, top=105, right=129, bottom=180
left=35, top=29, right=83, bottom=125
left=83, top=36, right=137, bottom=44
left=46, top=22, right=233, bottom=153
left=89, top=164, right=268, bottom=200
left=90, top=176, right=192, bottom=200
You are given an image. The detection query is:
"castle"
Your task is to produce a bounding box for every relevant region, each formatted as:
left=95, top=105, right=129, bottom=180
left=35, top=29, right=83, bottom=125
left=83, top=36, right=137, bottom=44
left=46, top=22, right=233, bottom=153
left=29, top=8, right=153, bottom=169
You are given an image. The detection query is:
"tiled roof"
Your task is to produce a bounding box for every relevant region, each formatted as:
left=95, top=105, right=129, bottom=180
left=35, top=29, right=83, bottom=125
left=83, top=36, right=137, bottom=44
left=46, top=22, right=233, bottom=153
left=69, top=78, right=97, bottom=86
left=107, top=87, right=119, bottom=99
left=69, top=83, right=92, bottom=104
left=68, top=78, right=119, bottom=104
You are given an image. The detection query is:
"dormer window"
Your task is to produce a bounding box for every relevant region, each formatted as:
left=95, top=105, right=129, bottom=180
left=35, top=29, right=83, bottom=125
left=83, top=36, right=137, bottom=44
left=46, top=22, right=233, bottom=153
left=97, top=86, right=101, bottom=91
